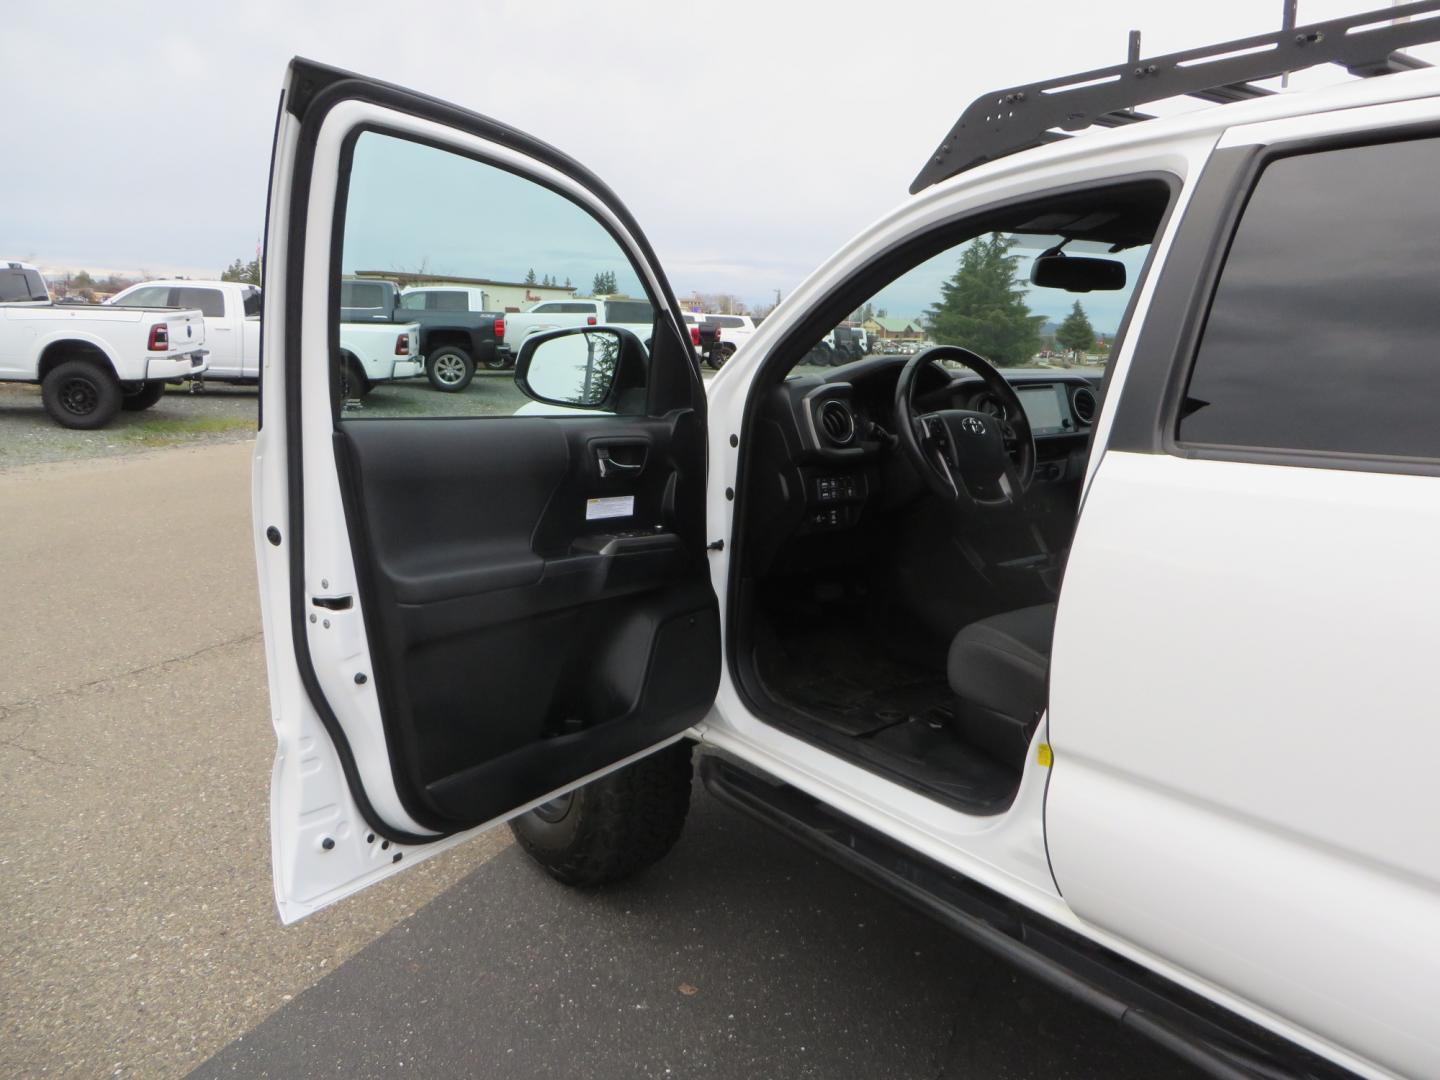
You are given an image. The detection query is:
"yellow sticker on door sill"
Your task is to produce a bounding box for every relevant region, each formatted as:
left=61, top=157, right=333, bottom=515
left=1036, top=743, right=1053, bottom=768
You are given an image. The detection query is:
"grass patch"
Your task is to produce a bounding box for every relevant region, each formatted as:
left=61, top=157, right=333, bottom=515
left=122, top=416, right=256, bottom=447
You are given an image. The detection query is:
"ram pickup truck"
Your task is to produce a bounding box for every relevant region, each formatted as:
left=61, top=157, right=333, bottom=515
left=109, top=279, right=422, bottom=399
left=340, top=278, right=503, bottom=392
left=502, top=297, right=654, bottom=356
left=0, top=260, right=208, bottom=428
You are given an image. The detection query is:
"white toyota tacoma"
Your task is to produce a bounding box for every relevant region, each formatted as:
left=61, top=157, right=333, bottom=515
left=253, top=8, right=1440, bottom=1078
left=0, top=261, right=208, bottom=427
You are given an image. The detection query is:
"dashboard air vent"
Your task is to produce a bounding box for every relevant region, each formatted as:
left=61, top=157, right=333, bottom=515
left=818, top=400, right=856, bottom=446
left=1072, top=387, right=1098, bottom=425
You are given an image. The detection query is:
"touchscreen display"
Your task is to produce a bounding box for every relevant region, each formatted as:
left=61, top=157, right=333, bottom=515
left=1017, top=386, right=1064, bottom=432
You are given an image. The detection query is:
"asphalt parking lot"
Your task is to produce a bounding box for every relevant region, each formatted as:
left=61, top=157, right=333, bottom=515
left=0, top=393, right=1194, bottom=1079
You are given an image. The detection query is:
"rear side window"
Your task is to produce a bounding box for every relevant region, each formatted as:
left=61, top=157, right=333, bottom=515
left=341, top=281, right=388, bottom=309
left=0, top=269, right=48, bottom=301
left=399, top=291, right=426, bottom=310
left=1179, top=137, right=1440, bottom=461
left=175, top=287, right=226, bottom=318
left=706, top=315, right=744, bottom=328
left=605, top=300, right=654, bottom=324
left=429, top=291, right=469, bottom=311
left=242, top=288, right=261, bottom=317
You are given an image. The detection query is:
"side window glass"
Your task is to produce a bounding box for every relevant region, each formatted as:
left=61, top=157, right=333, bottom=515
left=1180, top=138, right=1440, bottom=461
left=112, top=286, right=172, bottom=308
left=338, top=130, right=653, bottom=418
left=398, top=291, right=426, bottom=310
left=243, top=288, right=262, bottom=317
left=175, top=287, right=226, bottom=318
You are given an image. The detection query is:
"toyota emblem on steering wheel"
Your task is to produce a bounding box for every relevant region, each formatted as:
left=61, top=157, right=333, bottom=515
left=960, top=416, right=986, bottom=436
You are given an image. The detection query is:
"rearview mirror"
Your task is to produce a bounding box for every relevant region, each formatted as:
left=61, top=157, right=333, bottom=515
left=1030, top=253, right=1126, bottom=293
left=514, top=326, right=643, bottom=410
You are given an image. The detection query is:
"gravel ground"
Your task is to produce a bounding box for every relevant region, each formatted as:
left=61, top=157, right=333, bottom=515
left=0, top=371, right=532, bottom=472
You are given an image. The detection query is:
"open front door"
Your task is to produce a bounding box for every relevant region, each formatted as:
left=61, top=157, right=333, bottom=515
left=254, top=60, right=719, bottom=923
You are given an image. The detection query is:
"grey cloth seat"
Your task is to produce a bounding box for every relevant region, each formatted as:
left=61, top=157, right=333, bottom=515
left=946, top=603, right=1056, bottom=770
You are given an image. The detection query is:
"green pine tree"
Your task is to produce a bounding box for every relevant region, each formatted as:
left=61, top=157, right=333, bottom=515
left=926, top=234, right=1043, bottom=366
left=221, top=258, right=260, bottom=285
left=1055, top=300, right=1096, bottom=360
left=525, top=268, right=538, bottom=285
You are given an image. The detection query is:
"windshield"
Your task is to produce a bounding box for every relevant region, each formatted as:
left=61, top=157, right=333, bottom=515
left=788, top=231, right=1152, bottom=379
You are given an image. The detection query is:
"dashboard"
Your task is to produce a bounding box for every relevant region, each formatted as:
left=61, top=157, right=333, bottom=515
left=751, top=355, right=1101, bottom=543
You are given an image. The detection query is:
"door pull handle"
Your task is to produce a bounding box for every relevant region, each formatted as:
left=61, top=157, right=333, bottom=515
left=596, top=448, right=644, bottom=478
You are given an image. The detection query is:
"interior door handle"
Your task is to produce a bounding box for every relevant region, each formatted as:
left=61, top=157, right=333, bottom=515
left=596, top=447, right=644, bottom=478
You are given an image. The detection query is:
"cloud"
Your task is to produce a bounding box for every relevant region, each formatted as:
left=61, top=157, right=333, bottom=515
left=3, top=0, right=1428, bottom=305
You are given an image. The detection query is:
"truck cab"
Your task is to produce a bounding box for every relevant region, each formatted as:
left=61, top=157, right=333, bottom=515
left=253, top=13, right=1440, bottom=1076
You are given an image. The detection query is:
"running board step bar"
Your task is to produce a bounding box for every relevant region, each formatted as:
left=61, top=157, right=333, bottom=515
left=699, top=754, right=1354, bottom=1080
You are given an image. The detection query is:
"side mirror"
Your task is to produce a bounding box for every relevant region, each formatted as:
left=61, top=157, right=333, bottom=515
left=1030, top=252, right=1126, bottom=293
left=514, top=325, right=644, bottom=410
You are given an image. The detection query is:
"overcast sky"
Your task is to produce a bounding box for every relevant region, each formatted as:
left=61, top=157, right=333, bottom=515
left=5, top=0, right=1433, bottom=317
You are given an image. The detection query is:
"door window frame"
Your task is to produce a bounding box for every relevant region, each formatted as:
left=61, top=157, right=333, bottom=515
left=274, top=68, right=707, bottom=843
left=724, top=171, right=1182, bottom=789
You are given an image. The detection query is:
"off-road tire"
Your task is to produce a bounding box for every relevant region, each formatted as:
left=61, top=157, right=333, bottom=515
left=41, top=359, right=122, bottom=429
left=121, top=381, right=166, bottom=411
left=509, top=741, right=694, bottom=886
left=427, top=346, right=475, bottom=392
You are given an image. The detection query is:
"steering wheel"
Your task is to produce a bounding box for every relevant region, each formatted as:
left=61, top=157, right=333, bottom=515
left=894, top=345, right=1036, bottom=509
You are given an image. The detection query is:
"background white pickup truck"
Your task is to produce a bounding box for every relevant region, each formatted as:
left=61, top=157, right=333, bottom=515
left=108, top=279, right=423, bottom=397
left=502, top=297, right=653, bottom=355
left=0, top=260, right=208, bottom=428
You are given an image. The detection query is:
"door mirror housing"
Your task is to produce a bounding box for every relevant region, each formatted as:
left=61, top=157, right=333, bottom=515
left=514, top=326, right=646, bottom=411
left=1030, top=252, right=1126, bottom=293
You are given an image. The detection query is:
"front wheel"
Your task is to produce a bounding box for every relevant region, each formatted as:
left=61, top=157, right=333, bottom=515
left=510, top=741, right=694, bottom=886
left=427, top=346, right=475, bottom=392
left=121, top=381, right=166, bottom=411
left=41, top=360, right=122, bottom=429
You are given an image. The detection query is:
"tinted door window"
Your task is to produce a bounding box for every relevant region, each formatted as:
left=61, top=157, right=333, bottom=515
left=341, top=281, right=388, bottom=309
left=175, top=287, right=226, bottom=318
left=399, top=291, right=427, bottom=310
left=0, top=269, right=48, bottom=301
left=1180, top=137, right=1440, bottom=461
left=605, top=300, right=653, bottom=324
left=430, top=291, right=469, bottom=312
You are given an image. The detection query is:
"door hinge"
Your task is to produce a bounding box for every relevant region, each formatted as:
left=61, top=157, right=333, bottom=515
left=706, top=539, right=725, bottom=551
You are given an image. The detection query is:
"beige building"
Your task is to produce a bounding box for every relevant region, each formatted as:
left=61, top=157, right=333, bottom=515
left=355, top=271, right=577, bottom=312
left=863, top=316, right=926, bottom=340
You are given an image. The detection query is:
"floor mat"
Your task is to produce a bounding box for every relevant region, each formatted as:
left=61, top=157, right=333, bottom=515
left=751, top=617, right=1021, bottom=811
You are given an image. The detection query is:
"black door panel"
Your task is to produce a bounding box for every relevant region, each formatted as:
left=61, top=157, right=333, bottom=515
left=335, top=416, right=719, bottom=833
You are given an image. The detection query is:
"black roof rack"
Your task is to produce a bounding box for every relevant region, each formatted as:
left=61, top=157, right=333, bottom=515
left=911, top=1, right=1440, bottom=193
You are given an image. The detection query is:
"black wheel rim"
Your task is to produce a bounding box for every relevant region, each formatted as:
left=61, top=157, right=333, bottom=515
left=59, top=378, right=99, bottom=415
left=531, top=792, right=574, bottom=823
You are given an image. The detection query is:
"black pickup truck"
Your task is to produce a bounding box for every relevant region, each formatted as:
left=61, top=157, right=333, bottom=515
left=340, top=279, right=507, bottom=392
